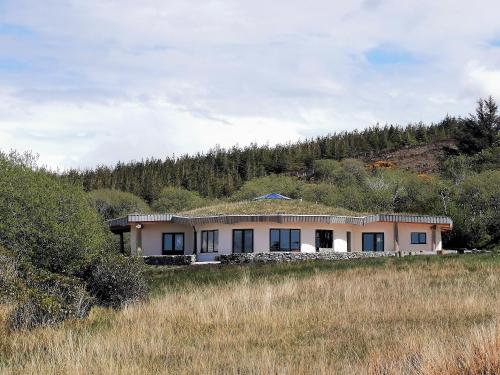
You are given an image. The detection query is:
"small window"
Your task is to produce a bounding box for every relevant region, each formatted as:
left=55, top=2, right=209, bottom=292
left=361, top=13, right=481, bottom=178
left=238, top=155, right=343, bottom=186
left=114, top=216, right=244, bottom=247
left=346, top=231, right=351, bottom=252
left=201, top=230, right=219, bottom=253
left=270, top=229, right=301, bottom=251
left=233, top=229, right=253, bottom=253
left=411, top=232, right=427, bottom=244
left=315, top=230, right=333, bottom=251
left=163, top=233, right=184, bottom=254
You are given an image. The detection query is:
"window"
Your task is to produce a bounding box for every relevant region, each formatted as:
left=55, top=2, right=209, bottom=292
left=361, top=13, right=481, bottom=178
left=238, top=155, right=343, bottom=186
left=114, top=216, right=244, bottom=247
left=362, top=233, right=384, bottom=252
left=163, top=233, right=184, bottom=254
left=315, top=230, right=333, bottom=251
left=270, top=229, right=301, bottom=251
left=201, top=230, right=219, bottom=252
left=347, top=231, right=351, bottom=252
left=411, top=232, right=427, bottom=244
left=233, top=229, right=253, bottom=253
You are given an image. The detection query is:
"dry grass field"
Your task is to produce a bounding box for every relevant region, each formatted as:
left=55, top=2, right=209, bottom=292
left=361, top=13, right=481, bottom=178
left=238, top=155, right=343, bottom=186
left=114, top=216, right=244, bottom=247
left=0, top=255, right=499, bottom=375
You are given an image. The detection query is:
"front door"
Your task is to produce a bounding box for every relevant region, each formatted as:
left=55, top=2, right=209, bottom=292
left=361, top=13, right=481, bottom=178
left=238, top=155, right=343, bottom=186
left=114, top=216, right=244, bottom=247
left=315, top=230, right=333, bottom=251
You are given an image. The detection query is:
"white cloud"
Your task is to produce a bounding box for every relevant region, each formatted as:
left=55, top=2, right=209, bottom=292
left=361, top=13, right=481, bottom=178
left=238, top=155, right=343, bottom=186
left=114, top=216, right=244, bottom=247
left=0, top=0, right=499, bottom=168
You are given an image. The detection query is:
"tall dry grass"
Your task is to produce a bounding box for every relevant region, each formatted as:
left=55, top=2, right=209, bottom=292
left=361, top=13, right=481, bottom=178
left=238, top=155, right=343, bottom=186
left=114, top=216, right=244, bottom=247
left=0, top=257, right=499, bottom=374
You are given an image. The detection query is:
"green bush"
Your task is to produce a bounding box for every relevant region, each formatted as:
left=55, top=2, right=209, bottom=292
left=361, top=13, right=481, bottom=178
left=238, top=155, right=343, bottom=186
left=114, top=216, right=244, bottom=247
left=447, top=170, right=500, bottom=248
left=89, top=188, right=150, bottom=221
left=0, top=152, right=109, bottom=275
left=1, top=247, right=93, bottom=330
left=151, top=186, right=209, bottom=212
left=83, top=254, right=147, bottom=309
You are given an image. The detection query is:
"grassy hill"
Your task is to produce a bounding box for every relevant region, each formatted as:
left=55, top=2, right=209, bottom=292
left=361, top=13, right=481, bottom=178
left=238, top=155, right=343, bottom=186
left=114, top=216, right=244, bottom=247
left=1, top=254, right=498, bottom=374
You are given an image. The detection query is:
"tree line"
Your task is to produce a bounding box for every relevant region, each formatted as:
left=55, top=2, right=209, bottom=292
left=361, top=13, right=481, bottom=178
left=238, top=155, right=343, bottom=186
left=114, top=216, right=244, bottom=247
left=64, top=120, right=458, bottom=201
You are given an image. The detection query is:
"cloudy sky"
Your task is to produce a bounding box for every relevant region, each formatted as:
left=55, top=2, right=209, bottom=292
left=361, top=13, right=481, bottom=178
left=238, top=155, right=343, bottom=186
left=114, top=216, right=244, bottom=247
left=1, top=0, right=500, bottom=169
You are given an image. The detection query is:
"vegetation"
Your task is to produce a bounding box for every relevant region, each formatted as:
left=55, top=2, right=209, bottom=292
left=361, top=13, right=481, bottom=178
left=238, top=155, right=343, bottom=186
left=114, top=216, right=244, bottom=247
left=59, top=98, right=500, bottom=250
left=0, top=255, right=498, bottom=374
left=64, top=120, right=457, bottom=200
left=0, top=153, right=147, bottom=330
left=89, top=188, right=150, bottom=221
left=180, top=199, right=363, bottom=216
left=151, top=186, right=211, bottom=213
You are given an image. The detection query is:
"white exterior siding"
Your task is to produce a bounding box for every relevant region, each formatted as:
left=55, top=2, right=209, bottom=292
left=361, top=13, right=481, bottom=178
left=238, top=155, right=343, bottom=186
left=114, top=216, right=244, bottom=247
left=131, top=220, right=445, bottom=260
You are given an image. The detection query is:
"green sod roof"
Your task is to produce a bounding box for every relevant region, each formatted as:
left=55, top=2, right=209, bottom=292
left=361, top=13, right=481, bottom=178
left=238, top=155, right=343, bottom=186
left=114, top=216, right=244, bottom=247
left=179, top=200, right=367, bottom=216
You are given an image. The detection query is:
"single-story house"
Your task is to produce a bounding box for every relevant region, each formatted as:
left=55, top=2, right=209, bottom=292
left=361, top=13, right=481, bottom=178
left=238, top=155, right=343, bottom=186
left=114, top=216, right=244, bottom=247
left=108, top=194, right=453, bottom=261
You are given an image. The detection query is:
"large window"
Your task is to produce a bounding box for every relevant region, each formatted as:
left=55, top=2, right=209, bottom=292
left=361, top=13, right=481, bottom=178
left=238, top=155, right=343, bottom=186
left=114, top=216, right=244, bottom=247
left=233, top=229, right=253, bottom=253
left=411, top=232, right=427, bottom=244
left=201, top=230, right=219, bottom=253
left=362, top=233, right=384, bottom=252
left=163, top=233, right=184, bottom=254
left=315, top=230, right=333, bottom=251
left=270, top=229, right=301, bottom=251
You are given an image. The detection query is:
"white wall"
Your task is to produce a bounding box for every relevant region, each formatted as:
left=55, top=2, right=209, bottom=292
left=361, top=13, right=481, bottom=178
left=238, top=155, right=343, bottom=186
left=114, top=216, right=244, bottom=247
left=131, top=220, right=445, bottom=260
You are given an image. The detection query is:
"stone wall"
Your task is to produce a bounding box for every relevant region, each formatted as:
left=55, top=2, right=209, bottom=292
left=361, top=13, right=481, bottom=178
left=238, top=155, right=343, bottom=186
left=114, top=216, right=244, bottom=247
left=217, top=251, right=398, bottom=264
left=142, top=255, right=196, bottom=266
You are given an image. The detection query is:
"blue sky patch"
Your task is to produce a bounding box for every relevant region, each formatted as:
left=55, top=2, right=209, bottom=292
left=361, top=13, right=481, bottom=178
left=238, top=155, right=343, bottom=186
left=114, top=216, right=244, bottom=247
left=0, top=23, right=34, bottom=36
left=365, top=46, right=419, bottom=65
left=489, top=39, right=500, bottom=47
left=0, top=58, right=28, bottom=72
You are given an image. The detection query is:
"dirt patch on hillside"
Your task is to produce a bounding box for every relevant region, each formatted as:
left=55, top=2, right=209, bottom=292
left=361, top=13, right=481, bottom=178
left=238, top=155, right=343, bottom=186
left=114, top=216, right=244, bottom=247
left=365, top=139, right=457, bottom=173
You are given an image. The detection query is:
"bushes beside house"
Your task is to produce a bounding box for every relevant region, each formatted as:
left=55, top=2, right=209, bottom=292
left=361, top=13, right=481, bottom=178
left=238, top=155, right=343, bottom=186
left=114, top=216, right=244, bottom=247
left=0, top=152, right=147, bottom=330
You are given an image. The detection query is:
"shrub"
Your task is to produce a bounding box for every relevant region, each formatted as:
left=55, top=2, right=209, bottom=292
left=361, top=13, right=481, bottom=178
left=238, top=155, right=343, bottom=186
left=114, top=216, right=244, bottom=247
left=89, top=189, right=150, bottom=221
left=84, top=254, right=147, bottom=309
left=8, top=278, right=92, bottom=331
left=0, top=152, right=109, bottom=275
left=0, top=247, right=93, bottom=330
left=151, top=186, right=209, bottom=212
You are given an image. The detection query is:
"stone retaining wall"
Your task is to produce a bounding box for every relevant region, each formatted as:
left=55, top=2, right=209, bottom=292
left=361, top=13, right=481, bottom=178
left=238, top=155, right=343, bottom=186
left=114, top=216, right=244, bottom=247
left=142, top=255, right=196, bottom=266
left=217, top=251, right=398, bottom=264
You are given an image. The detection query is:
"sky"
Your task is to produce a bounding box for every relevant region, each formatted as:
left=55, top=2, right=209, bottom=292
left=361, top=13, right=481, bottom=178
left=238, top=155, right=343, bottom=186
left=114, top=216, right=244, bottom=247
left=1, top=0, right=500, bottom=169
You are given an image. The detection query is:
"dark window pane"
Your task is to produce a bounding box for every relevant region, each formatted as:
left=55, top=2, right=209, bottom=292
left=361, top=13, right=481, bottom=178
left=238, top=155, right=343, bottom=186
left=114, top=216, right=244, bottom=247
left=419, top=233, right=426, bottom=244
left=243, top=230, right=253, bottom=252
left=363, top=233, right=374, bottom=251
left=174, top=234, right=184, bottom=251
left=213, top=231, right=219, bottom=251
left=202, top=231, right=208, bottom=252
left=291, top=230, right=300, bottom=250
left=375, top=234, right=384, bottom=252
left=163, top=234, right=173, bottom=251
left=208, top=231, right=214, bottom=252
left=280, top=229, right=290, bottom=251
left=411, top=232, right=418, bottom=244
left=270, top=229, right=280, bottom=251
left=347, top=231, right=351, bottom=252
left=233, top=230, right=242, bottom=253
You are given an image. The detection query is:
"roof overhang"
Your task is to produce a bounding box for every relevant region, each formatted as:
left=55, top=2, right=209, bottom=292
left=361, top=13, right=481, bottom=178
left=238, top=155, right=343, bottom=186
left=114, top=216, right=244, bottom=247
left=107, top=213, right=453, bottom=230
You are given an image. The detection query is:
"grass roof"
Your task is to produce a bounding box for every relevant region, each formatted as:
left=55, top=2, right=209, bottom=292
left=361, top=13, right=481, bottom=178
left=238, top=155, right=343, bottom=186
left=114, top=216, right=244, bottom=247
left=178, top=200, right=367, bottom=217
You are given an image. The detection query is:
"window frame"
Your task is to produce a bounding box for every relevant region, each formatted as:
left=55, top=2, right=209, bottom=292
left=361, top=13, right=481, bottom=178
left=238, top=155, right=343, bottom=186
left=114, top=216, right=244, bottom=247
left=410, top=232, right=427, bottom=244
left=269, top=229, right=301, bottom=252
left=315, top=230, right=333, bottom=251
left=201, top=230, right=219, bottom=253
left=232, top=229, right=254, bottom=253
left=162, top=232, right=185, bottom=255
left=362, top=232, right=384, bottom=252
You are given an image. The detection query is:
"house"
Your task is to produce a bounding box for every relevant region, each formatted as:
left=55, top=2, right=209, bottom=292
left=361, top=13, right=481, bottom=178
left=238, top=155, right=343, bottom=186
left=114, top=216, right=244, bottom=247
left=108, top=197, right=452, bottom=261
